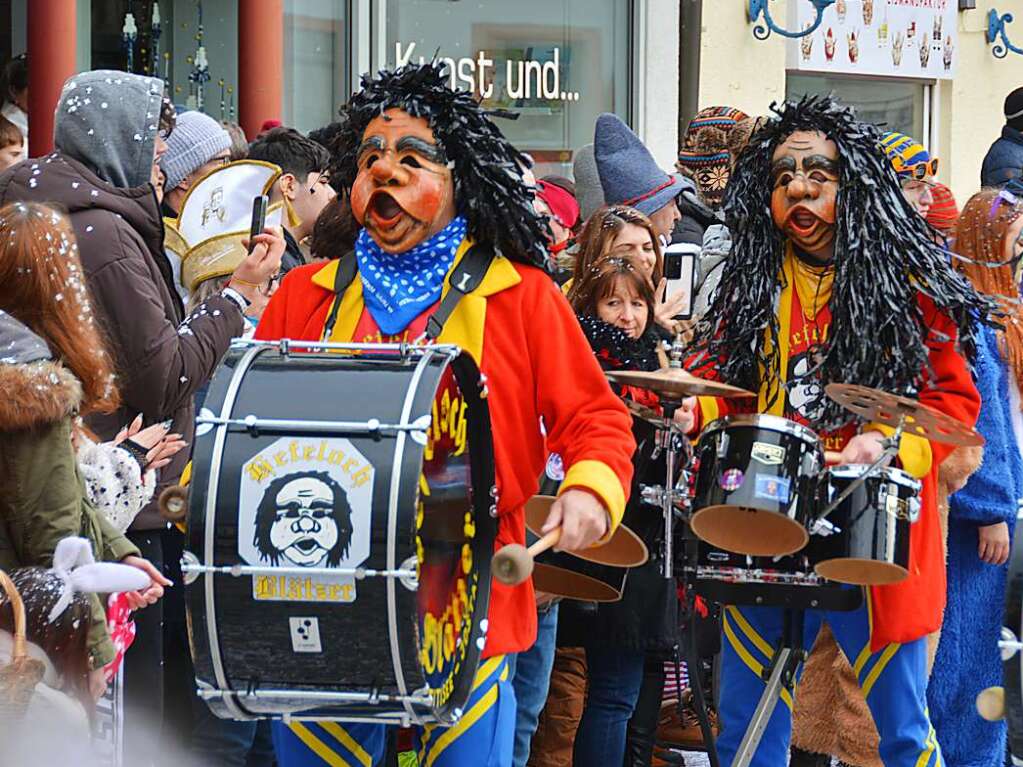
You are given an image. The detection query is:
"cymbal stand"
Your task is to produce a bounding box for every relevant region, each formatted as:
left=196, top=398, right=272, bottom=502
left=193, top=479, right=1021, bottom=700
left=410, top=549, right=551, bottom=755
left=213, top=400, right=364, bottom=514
left=641, top=404, right=693, bottom=580
left=732, top=610, right=806, bottom=767
left=644, top=333, right=693, bottom=579
left=816, top=414, right=906, bottom=524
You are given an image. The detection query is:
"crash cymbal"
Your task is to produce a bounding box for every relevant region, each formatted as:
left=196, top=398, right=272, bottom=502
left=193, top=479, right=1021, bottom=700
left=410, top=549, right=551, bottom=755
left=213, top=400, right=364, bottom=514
left=825, top=383, right=984, bottom=447
left=524, top=496, right=648, bottom=568
left=606, top=369, right=755, bottom=400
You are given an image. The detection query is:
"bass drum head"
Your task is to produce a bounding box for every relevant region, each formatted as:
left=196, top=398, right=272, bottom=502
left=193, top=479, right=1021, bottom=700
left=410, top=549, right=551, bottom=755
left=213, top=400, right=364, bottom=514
left=813, top=557, right=908, bottom=586
left=532, top=562, right=622, bottom=603
left=414, top=355, right=497, bottom=722
left=690, top=505, right=809, bottom=557
left=186, top=345, right=494, bottom=724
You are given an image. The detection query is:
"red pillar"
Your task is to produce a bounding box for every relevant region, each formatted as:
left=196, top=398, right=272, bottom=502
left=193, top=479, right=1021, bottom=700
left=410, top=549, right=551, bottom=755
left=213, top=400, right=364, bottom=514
left=238, top=0, right=283, bottom=139
left=27, top=0, right=78, bottom=157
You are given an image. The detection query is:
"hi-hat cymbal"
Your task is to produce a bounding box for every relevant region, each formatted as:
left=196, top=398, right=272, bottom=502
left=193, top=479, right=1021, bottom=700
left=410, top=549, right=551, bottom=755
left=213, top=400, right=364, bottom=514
left=524, top=496, right=648, bottom=568
left=606, top=369, right=756, bottom=399
left=825, top=383, right=984, bottom=447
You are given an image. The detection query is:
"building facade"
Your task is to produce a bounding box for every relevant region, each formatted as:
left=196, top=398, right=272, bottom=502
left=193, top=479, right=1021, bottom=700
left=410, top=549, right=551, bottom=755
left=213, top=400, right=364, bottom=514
left=693, top=0, right=1022, bottom=206
left=6, top=0, right=1018, bottom=203
left=4, top=0, right=682, bottom=178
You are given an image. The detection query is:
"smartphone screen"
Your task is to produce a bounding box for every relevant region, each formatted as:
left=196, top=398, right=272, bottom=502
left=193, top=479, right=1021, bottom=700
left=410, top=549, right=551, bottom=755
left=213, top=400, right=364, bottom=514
left=662, top=243, right=697, bottom=321
left=248, top=195, right=269, bottom=253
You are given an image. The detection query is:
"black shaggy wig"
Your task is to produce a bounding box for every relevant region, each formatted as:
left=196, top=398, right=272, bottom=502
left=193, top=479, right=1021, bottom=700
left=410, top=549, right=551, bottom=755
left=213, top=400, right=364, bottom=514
left=691, top=95, right=996, bottom=429
left=331, top=62, right=549, bottom=268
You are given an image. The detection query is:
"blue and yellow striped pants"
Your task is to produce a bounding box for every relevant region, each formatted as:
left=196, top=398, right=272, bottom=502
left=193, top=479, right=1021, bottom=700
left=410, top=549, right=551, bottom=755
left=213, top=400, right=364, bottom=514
left=272, top=655, right=516, bottom=767
left=718, top=603, right=943, bottom=766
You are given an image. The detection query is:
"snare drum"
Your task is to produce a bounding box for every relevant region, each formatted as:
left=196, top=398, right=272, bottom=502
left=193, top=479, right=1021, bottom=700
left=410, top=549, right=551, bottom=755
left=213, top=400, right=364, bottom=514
left=691, top=415, right=823, bottom=557
left=184, top=340, right=496, bottom=726
left=689, top=541, right=861, bottom=612
left=813, top=465, right=921, bottom=586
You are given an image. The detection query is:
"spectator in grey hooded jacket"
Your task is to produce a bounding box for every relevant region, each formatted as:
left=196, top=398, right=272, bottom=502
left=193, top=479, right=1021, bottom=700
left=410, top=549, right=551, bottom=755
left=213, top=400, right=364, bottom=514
left=0, top=69, right=283, bottom=767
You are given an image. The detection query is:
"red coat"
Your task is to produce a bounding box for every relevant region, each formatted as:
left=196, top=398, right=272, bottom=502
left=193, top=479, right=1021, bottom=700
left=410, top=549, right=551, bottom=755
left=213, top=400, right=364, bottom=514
left=696, top=259, right=979, bottom=651
left=255, top=243, right=636, bottom=657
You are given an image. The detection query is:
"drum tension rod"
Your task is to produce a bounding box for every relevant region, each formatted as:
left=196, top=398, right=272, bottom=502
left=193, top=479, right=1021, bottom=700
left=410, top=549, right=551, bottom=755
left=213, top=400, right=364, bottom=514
left=817, top=415, right=906, bottom=522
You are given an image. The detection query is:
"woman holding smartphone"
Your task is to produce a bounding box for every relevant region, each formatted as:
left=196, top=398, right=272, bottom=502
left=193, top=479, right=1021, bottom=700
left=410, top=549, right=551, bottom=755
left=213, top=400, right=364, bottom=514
left=568, top=205, right=688, bottom=334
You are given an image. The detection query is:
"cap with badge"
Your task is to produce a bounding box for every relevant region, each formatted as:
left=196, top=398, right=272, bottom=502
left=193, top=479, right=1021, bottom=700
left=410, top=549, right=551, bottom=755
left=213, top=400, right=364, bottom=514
left=165, top=160, right=285, bottom=294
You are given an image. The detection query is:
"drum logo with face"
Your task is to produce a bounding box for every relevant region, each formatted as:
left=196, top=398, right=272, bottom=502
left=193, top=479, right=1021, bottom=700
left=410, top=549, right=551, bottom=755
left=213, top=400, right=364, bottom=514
left=237, top=437, right=375, bottom=603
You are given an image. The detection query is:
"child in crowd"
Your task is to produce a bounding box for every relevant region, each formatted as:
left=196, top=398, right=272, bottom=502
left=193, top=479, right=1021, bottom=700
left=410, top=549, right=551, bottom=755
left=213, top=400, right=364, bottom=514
left=0, top=114, right=24, bottom=171
left=0, top=538, right=149, bottom=765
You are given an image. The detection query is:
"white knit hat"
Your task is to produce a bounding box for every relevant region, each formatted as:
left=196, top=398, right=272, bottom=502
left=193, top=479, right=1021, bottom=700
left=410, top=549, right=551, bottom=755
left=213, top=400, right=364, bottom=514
left=160, top=110, right=231, bottom=191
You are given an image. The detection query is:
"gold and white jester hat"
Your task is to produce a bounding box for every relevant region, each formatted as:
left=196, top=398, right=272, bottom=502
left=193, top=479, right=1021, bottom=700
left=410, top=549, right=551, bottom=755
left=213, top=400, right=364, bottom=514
left=167, top=159, right=285, bottom=292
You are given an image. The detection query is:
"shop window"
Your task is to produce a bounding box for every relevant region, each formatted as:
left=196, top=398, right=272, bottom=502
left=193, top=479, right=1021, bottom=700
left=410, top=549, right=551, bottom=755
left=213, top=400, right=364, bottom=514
left=284, top=0, right=347, bottom=134
left=786, top=73, right=928, bottom=143
left=377, top=0, right=632, bottom=177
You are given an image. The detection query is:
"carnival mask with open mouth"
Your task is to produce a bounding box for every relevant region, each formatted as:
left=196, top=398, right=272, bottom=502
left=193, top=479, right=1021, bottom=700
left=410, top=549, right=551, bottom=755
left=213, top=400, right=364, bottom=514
left=349, top=109, right=457, bottom=254
left=770, top=130, right=840, bottom=262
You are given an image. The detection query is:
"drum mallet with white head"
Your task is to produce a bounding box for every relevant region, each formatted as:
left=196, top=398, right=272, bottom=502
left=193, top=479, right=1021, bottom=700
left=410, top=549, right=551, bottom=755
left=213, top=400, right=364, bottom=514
left=976, top=686, right=1005, bottom=721
left=492, top=529, right=562, bottom=586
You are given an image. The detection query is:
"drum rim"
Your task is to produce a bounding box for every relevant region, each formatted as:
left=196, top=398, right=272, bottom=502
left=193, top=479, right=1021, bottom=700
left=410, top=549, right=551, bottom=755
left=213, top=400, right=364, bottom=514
left=826, top=463, right=921, bottom=491
left=702, top=414, right=821, bottom=448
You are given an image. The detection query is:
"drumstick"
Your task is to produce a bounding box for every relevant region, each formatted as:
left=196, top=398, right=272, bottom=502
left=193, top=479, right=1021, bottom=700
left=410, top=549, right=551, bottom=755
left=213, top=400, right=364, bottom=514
left=492, top=528, right=562, bottom=586
left=824, top=450, right=842, bottom=465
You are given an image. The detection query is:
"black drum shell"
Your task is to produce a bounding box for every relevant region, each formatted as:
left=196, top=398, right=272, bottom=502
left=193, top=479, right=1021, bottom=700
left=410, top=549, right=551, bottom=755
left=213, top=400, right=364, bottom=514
left=186, top=345, right=495, bottom=723
left=692, top=416, right=822, bottom=548
left=813, top=465, right=919, bottom=585
left=530, top=410, right=662, bottom=603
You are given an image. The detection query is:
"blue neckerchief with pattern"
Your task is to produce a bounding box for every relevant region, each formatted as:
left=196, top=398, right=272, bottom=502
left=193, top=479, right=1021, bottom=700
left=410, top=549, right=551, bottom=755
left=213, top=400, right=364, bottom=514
left=355, top=216, right=468, bottom=335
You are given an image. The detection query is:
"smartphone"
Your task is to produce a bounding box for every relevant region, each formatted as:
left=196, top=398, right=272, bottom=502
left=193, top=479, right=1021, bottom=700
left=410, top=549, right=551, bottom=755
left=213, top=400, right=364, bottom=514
left=248, top=194, right=269, bottom=254
left=662, top=244, right=697, bottom=321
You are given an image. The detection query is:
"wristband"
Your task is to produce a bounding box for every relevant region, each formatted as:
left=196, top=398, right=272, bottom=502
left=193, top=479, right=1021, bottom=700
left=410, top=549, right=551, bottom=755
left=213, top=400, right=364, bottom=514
left=221, top=287, right=251, bottom=313
left=120, top=438, right=150, bottom=473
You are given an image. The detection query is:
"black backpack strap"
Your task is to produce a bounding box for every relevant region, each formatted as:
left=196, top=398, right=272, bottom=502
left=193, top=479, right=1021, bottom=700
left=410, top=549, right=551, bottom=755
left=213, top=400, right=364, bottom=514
left=424, top=243, right=495, bottom=341
left=321, top=250, right=357, bottom=341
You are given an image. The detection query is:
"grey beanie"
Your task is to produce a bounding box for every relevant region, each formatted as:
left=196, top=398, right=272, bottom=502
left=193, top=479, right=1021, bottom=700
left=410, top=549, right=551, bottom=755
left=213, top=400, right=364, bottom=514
left=160, top=110, right=231, bottom=191
left=572, top=144, right=605, bottom=222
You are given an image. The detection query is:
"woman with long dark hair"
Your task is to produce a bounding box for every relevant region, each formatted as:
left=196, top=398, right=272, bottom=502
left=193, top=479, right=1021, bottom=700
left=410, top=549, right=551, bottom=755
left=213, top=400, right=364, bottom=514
left=569, top=205, right=686, bottom=333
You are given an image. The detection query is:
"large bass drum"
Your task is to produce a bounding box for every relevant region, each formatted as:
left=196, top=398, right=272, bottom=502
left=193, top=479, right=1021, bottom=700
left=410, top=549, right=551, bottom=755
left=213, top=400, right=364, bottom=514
left=183, top=340, right=497, bottom=726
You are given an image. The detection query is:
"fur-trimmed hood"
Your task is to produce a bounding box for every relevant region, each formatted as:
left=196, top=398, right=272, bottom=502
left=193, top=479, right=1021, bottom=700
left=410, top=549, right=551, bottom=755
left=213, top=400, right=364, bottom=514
left=0, top=312, right=82, bottom=430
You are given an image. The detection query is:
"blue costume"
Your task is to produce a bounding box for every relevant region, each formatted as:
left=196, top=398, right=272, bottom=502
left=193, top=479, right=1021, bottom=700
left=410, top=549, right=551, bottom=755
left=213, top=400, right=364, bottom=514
left=928, top=325, right=1023, bottom=766
left=718, top=601, right=942, bottom=766
left=271, top=656, right=515, bottom=767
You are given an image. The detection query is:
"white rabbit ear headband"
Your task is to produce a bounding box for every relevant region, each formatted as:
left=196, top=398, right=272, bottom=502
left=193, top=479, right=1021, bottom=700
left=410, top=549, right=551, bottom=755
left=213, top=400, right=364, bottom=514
left=46, top=537, right=150, bottom=623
